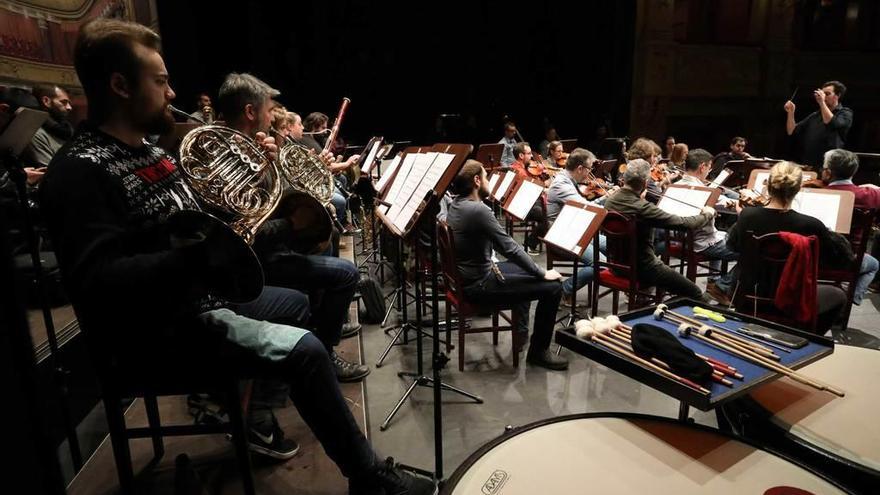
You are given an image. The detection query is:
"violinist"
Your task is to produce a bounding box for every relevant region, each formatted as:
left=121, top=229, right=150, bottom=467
left=821, top=149, right=880, bottom=305
left=509, top=142, right=550, bottom=255
left=675, top=149, right=740, bottom=305
left=626, top=137, right=680, bottom=204
left=546, top=148, right=608, bottom=302
left=709, top=136, right=751, bottom=180
left=499, top=122, right=519, bottom=167
left=547, top=140, right=568, bottom=169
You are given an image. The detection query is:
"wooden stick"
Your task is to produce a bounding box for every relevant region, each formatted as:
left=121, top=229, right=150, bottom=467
left=665, top=307, right=777, bottom=356
left=661, top=311, right=780, bottom=360
left=587, top=331, right=711, bottom=395
left=683, top=327, right=845, bottom=397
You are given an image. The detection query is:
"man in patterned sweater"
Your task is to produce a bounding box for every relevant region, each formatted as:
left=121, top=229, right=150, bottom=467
left=40, top=18, right=434, bottom=495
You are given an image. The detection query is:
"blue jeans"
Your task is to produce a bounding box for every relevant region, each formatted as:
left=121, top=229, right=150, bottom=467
left=562, top=234, right=607, bottom=295
left=330, top=190, right=348, bottom=225
left=699, top=240, right=740, bottom=295
left=855, top=253, right=879, bottom=305
left=265, top=252, right=359, bottom=350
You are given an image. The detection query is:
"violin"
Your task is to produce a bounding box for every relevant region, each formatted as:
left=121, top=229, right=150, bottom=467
left=526, top=153, right=558, bottom=182
left=802, top=169, right=830, bottom=189
left=737, top=188, right=770, bottom=208
left=578, top=170, right=611, bottom=200
left=555, top=151, right=569, bottom=168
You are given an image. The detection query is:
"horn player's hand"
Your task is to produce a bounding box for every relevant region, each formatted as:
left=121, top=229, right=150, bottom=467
left=255, top=132, right=278, bottom=162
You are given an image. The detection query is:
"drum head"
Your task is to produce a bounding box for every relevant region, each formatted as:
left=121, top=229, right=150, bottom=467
left=167, top=210, right=264, bottom=303
left=442, top=413, right=846, bottom=495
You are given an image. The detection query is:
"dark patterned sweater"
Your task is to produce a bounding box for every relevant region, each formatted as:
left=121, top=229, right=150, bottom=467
left=41, top=124, right=216, bottom=349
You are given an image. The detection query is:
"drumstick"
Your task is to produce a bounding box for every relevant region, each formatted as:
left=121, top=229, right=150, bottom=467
left=660, top=305, right=776, bottom=354
left=655, top=306, right=780, bottom=360
left=580, top=326, right=711, bottom=395
left=607, top=329, right=733, bottom=387
left=603, top=315, right=743, bottom=376
left=678, top=324, right=845, bottom=397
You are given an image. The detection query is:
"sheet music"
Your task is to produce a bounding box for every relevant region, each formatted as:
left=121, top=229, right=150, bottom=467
left=493, top=171, right=516, bottom=201
left=487, top=173, right=500, bottom=194
left=545, top=205, right=597, bottom=254
left=360, top=139, right=383, bottom=174
left=387, top=152, right=437, bottom=225
left=375, top=155, right=401, bottom=192
left=393, top=152, right=455, bottom=232
left=506, top=180, right=544, bottom=220
left=709, top=169, right=731, bottom=188
left=752, top=171, right=816, bottom=194
left=657, top=187, right=712, bottom=217
left=381, top=153, right=417, bottom=214
left=792, top=190, right=842, bottom=231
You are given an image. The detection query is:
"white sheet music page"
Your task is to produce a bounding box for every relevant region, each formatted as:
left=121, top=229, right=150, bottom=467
left=545, top=205, right=596, bottom=254
left=387, top=152, right=436, bottom=225
left=375, top=155, right=401, bottom=194
left=487, top=173, right=500, bottom=193
left=507, top=180, right=544, bottom=220
left=792, top=191, right=841, bottom=231
left=657, top=187, right=711, bottom=217
left=494, top=171, right=516, bottom=201
left=709, top=169, right=731, bottom=188
left=360, top=140, right=383, bottom=174
left=385, top=153, right=419, bottom=215
left=394, top=153, right=455, bottom=232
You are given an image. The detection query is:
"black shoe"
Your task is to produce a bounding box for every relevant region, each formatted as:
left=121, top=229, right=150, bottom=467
left=247, top=423, right=299, bottom=460
left=187, top=393, right=228, bottom=425
left=341, top=321, right=362, bottom=339
left=526, top=348, right=569, bottom=371
left=332, top=351, right=371, bottom=382
left=350, top=457, right=437, bottom=495
left=343, top=224, right=362, bottom=236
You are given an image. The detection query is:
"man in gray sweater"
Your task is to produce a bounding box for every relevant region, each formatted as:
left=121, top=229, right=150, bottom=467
left=445, top=160, right=567, bottom=370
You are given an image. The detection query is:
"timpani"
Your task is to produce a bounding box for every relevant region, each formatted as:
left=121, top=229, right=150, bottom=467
left=442, top=413, right=848, bottom=494
left=722, top=345, right=879, bottom=493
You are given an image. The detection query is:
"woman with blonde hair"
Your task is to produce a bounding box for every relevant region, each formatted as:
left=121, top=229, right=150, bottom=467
left=726, top=161, right=851, bottom=333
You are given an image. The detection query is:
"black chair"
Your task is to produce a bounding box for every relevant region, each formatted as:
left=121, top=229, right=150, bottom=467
left=100, top=360, right=256, bottom=495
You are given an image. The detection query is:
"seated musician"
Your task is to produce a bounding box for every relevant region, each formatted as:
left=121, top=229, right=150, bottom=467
left=217, top=72, right=367, bottom=380
left=726, top=162, right=850, bottom=332
left=604, top=159, right=716, bottom=302
left=669, top=143, right=688, bottom=170
left=38, top=21, right=437, bottom=493
left=819, top=149, right=879, bottom=305
left=508, top=142, right=550, bottom=255
left=546, top=140, right=566, bottom=170
left=546, top=148, right=608, bottom=302
left=23, top=84, right=74, bottom=169
left=498, top=121, right=518, bottom=167
left=188, top=92, right=215, bottom=124
left=675, top=149, right=740, bottom=305
left=626, top=137, right=679, bottom=203
left=446, top=160, right=568, bottom=370
left=301, top=111, right=360, bottom=234
left=538, top=126, right=558, bottom=157
left=709, top=136, right=751, bottom=180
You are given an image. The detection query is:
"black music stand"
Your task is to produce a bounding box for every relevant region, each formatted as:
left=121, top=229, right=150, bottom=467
left=475, top=143, right=504, bottom=170
left=375, top=144, right=481, bottom=482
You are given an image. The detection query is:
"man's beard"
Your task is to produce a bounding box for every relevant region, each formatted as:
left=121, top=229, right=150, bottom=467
left=478, top=183, right=490, bottom=200
left=143, top=106, right=175, bottom=135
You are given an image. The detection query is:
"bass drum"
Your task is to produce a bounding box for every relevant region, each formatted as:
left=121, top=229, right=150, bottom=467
left=442, top=413, right=848, bottom=495
left=722, top=345, right=879, bottom=494
left=274, top=189, right=333, bottom=255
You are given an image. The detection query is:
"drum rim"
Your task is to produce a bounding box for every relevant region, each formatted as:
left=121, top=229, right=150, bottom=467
left=439, top=412, right=853, bottom=494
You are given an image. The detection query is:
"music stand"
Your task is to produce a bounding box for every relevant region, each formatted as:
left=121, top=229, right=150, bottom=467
left=746, top=168, right=817, bottom=195
left=560, top=139, right=578, bottom=153
left=358, top=136, right=384, bottom=176
left=492, top=170, right=518, bottom=205
left=375, top=143, right=481, bottom=481
left=475, top=143, right=504, bottom=170
left=792, top=188, right=855, bottom=234
left=501, top=176, right=544, bottom=221
left=725, top=158, right=781, bottom=188
left=542, top=202, right=607, bottom=327
left=657, top=184, right=722, bottom=218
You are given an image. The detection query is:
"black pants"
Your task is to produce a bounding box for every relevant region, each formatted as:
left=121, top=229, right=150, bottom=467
left=816, top=285, right=847, bottom=334
left=463, top=262, right=562, bottom=352
left=525, top=203, right=549, bottom=250
left=641, top=263, right=704, bottom=301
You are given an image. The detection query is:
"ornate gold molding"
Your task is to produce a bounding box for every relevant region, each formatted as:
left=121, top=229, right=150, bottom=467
left=0, top=54, right=80, bottom=88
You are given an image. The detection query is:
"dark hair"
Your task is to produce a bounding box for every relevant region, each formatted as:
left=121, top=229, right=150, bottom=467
left=216, top=73, right=279, bottom=122
left=32, top=84, right=64, bottom=103
left=548, top=140, right=563, bottom=153
left=303, top=112, right=328, bottom=131
left=823, top=149, right=859, bottom=181
left=74, top=18, right=161, bottom=123
left=0, top=86, right=39, bottom=112
left=730, top=136, right=746, bottom=146
left=452, top=159, right=484, bottom=195
left=565, top=148, right=595, bottom=171
left=822, top=80, right=846, bottom=98
left=684, top=148, right=713, bottom=172
left=513, top=142, right=530, bottom=160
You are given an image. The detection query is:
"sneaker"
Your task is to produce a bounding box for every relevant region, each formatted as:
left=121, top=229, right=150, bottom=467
left=561, top=292, right=573, bottom=308
left=341, top=321, right=362, bottom=339
left=350, top=457, right=437, bottom=495
left=526, top=247, right=541, bottom=256
left=248, top=423, right=300, bottom=460
left=332, top=351, right=371, bottom=382
left=526, top=348, right=569, bottom=371
left=705, top=282, right=732, bottom=307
